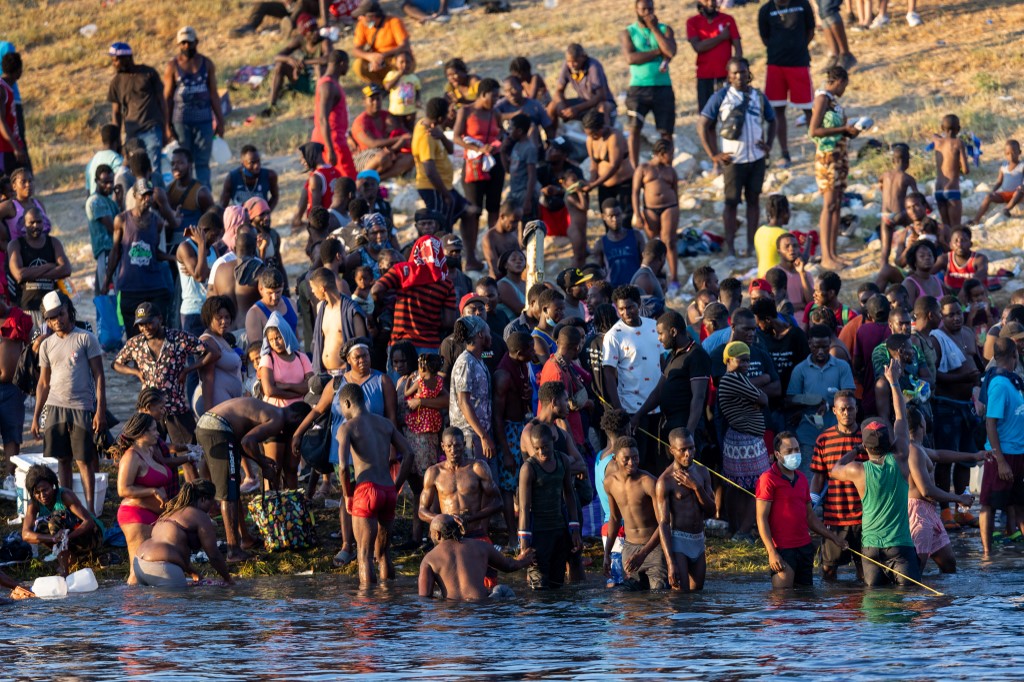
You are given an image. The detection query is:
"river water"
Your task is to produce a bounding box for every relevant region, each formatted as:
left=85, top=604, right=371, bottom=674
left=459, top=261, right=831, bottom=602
left=4, top=549, right=1024, bottom=680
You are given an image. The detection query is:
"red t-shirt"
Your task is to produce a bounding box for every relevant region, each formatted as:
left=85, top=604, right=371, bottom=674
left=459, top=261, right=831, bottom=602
left=685, top=12, right=740, bottom=80
left=755, top=463, right=811, bottom=549
left=377, top=269, right=456, bottom=348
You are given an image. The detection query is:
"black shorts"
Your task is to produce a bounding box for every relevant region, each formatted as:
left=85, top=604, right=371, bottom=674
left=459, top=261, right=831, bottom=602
left=626, top=85, right=675, bottom=134
left=776, top=542, right=815, bottom=586
left=196, top=427, right=242, bottom=502
left=821, top=524, right=863, bottom=569
left=697, top=78, right=727, bottom=114
left=163, top=411, right=197, bottom=447
left=463, top=160, right=505, bottom=216
left=43, top=407, right=97, bottom=463
left=418, top=188, right=468, bottom=230
left=527, top=527, right=570, bottom=589
left=723, top=157, right=766, bottom=206
left=861, top=545, right=921, bottom=587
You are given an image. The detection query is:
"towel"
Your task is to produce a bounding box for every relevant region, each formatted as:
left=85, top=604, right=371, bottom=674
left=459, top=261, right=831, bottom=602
left=930, top=329, right=967, bottom=373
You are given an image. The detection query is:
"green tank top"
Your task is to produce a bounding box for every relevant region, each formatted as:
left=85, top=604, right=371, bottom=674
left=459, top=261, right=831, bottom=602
left=627, top=23, right=672, bottom=88
left=861, top=454, right=913, bottom=548
left=528, top=454, right=568, bottom=532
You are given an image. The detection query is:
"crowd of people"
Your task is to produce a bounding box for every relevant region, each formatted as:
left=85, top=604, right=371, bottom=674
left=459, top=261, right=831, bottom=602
left=2, top=0, right=1022, bottom=603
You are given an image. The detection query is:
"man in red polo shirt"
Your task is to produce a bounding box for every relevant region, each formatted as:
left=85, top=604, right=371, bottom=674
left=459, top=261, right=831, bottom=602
left=686, top=0, right=742, bottom=114
left=756, top=431, right=845, bottom=588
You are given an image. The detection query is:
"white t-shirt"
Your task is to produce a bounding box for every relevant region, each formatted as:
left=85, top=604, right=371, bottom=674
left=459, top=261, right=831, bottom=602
left=208, top=252, right=238, bottom=287
left=601, top=317, right=662, bottom=414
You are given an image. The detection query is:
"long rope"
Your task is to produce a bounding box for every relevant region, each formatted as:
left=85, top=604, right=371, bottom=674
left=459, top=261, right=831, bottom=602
left=593, top=392, right=945, bottom=596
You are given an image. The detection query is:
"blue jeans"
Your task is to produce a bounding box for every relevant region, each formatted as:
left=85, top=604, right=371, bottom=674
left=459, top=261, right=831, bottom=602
left=136, top=127, right=165, bottom=188
left=173, top=120, right=214, bottom=189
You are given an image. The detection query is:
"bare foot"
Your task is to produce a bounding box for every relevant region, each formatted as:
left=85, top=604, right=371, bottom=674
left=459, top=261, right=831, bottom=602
left=820, top=258, right=845, bottom=270
left=465, top=258, right=486, bottom=272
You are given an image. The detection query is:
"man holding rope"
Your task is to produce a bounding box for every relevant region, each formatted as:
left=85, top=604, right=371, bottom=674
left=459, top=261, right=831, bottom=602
left=831, top=360, right=922, bottom=588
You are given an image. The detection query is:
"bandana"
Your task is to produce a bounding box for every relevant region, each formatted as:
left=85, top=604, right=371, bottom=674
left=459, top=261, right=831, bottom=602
left=222, top=205, right=247, bottom=252
left=395, top=235, right=448, bottom=288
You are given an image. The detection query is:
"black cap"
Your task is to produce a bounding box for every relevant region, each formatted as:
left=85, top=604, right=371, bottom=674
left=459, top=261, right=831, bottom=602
left=860, top=419, right=892, bottom=451
left=133, top=302, right=159, bottom=326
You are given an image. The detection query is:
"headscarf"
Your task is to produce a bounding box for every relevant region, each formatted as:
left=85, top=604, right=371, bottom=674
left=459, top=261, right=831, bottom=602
left=261, top=311, right=301, bottom=357
left=299, top=141, right=325, bottom=171
left=222, top=205, right=247, bottom=252
left=394, top=235, right=447, bottom=288
left=244, top=197, right=271, bottom=221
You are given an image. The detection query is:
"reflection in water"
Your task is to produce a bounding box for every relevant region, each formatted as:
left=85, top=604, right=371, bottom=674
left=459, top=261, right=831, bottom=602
left=3, top=569, right=1024, bottom=679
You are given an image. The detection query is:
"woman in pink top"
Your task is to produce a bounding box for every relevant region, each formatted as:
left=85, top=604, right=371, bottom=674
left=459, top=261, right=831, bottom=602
left=259, top=312, right=313, bottom=488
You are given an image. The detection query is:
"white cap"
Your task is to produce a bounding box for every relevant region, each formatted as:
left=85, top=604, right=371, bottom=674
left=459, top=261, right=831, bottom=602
left=42, top=291, right=63, bottom=319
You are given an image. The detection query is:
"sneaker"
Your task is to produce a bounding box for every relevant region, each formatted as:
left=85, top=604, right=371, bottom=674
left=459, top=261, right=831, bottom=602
left=840, top=54, right=858, bottom=71
left=239, top=478, right=260, bottom=495
left=906, top=11, right=923, bottom=27
left=941, top=508, right=960, bottom=531
left=666, top=281, right=681, bottom=298
left=954, top=510, right=978, bottom=527
left=432, top=13, right=451, bottom=22
left=230, top=24, right=255, bottom=37
left=795, top=113, right=808, bottom=127
left=869, top=13, right=890, bottom=29
left=449, top=3, right=470, bottom=12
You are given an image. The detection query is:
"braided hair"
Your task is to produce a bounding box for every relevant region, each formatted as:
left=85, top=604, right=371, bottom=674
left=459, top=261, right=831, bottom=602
left=136, top=387, right=165, bottom=411
left=160, top=480, right=217, bottom=518
left=108, top=412, right=157, bottom=463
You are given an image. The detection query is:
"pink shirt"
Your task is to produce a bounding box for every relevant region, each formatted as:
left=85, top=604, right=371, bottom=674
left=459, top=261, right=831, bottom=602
left=259, top=352, right=313, bottom=407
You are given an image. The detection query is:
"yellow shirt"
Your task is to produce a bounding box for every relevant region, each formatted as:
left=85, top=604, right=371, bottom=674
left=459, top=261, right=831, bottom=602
left=754, top=225, right=790, bottom=277
left=412, top=119, right=453, bottom=191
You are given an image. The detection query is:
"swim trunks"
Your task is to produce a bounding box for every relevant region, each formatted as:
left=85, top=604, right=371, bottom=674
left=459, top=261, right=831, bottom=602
left=347, top=480, right=398, bottom=522
left=671, top=530, right=706, bottom=561
left=776, top=542, right=815, bottom=586
left=933, top=189, right=962, bottom=203
left=467, top=533, right=498, bottom=589
left=498, top=420, right=525, bottom=492
left=621, top=539, right=668, bottom=589
left=860, top=545, right=920, bottom=587
left=908, top=497, right=950, bottom=557
left=197, top=412, right=242, bottom=503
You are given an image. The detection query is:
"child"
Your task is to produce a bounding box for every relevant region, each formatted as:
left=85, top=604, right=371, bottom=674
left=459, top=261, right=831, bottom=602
left=351, top=265, right=375, bottom=316
left=382, top=52, right=421, bottom=132
left=243, top=341, right=263, bottom=398
left=961, top=277, right=997, bottom=347
left=972, top=139, right=1024, bottom=224
left=632, top=138, right=680, bottom=293
left=878, top=143, right=919, bottom=267
left=934, top=226, right=988, bottom=292
left=561, top=167, right=589, bottom=268
left=754, top=194, right=791, bottom=277
left=878, top=192, right=945, bottom=288
left=765, top=267, right=797, bottom=320
left=509, top=56, right=548, bottom=103
left=932, top=114, right=970, bottom=229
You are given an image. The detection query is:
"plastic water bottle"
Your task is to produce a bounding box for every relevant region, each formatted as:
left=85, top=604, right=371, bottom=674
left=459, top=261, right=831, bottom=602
left=958, top=486, right=972, bottom=514
left=31, top=575, right=68, bottom=599
left=608, top=551, right=624, bottom=587
left=66, top=568, right=98, bottom=593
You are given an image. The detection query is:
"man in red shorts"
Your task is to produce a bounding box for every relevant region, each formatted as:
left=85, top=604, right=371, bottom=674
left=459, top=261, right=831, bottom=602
left=757, top=0, right=815, bottom=168
left=337, top=382, right=414, bottom=585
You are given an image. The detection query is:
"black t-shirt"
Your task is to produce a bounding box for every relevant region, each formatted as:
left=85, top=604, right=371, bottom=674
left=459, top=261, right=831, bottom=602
left=661, top=341, right=712, bottom=429
left=757, top=326, right=809, bottom=409
left=583, top=334, right=607, bottom=401
left=108, top=65, right=165, bottom=137
left=711, top=342, right=780, bottom=385
left=439, top=333, right=507, bottom=377
left=758, top=0, right=815, bottom=67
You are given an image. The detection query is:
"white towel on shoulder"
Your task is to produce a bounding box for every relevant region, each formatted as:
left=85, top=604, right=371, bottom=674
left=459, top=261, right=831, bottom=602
left=930, top=329, right=967, bottom=373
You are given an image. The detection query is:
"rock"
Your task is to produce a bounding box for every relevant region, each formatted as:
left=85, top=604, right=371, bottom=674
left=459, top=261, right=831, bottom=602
left=389, top=185, right=420, bottom=215
left=847, top=183, right=873, bottom=196
left=986, top=212, right=1007, bottom=227
left=789, top=210, right=813, bottom=229
left=976, top=182, right=992, bottom=194
left=961, top=178, right=975, bottom=194
left=673, top=133, right=701, bottom=155
left=713, top=201, right=724, bottom=213
left=673, top=151, right=696, bottom=176
left=679, top=195, right=699, bottom=210
left=711, top=175, right=725, bottom=190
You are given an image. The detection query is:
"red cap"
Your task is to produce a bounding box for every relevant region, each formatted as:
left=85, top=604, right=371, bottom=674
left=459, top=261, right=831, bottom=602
left=749, top=278, right=773, bottom=294
left=297, top=13, right=318, bottom=34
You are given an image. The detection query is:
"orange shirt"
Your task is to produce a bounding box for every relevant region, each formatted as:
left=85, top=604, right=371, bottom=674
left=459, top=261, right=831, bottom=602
left=354, top=16, right=408, bottom=55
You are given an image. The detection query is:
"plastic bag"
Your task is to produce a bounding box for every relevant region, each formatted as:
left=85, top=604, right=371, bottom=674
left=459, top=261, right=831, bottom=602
left=94, top=294, right=123, bottom=351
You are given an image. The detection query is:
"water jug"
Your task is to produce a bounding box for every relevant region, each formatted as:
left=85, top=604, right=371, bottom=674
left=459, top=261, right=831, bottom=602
left=30, top=575, right=68, bottom=599
left=66, top=568, right=99, bottom=593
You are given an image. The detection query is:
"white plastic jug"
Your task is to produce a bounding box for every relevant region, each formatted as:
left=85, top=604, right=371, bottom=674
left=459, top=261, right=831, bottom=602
left=211, top=137, right=231, bottom=165
left=66, top=568, right=98, bottom=593
left=31, top=575, right=68, bottom=599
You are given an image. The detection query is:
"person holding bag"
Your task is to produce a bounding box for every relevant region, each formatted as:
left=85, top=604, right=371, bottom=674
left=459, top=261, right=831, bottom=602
left=699, top=57, right=777, bottom=260
left=453, top=78, right=504, bottom=272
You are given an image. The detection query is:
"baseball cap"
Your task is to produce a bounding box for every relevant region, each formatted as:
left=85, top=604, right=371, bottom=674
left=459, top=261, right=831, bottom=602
left=999, top=321, right=1024, bottom=340
left=134, top=178, right=154, bottom=196
left=414, top=208, right=441, bottom=224
left=134, top=302, right=159, bottom=326
left=748, top=278, right=773, bottom=295
left=356, top=169, right=381, bottom=183
left=176, top=26, right=198, bottom=44
left=459, top=293, right=487, bottom=314
left=42, top=291, right=64, bottom=319
left=108, top=42, right=132, bottom=57
left=549, top=136, right=571, bottom=152
left=860, top=419, right=893, bottom=451
left=557, top=267, right=594, bottom=291
left=361, top=83, right=385, bottom=98
left=723, top=341, right=750, bottom=361
left=354, top=0, right=383, bottom=17
left=296, top=13, right=318, bottom=34
left=442, top=234, right=463, bottom=250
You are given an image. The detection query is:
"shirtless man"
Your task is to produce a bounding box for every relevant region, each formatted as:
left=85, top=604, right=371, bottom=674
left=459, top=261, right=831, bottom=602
left=418, top=428, right=502, bottom=542
left=581, top=110, right=636, bottom=229
left=631, top=138, right=679, bottom=291
left=603, top=436, right=667, bottom=589
left=878, top=143, right=919, bottom=270
left=656, top=428, right=716, bottom=591
left=195, top=397, right=304, bottom=561
left=308, top=266, right=368, bottom=374
left=336, top=382, right=414, bottom=585
left=932, top=114, right=970, bottom=229
left=481, top=202, right=521, bottom=277
left=0, top=299, right=31, bottom=474
left=210, top=229, right=263, bottom=331
left=906, top=406, right=984, bottom=573
left=418, top=515, right=535, bottom=601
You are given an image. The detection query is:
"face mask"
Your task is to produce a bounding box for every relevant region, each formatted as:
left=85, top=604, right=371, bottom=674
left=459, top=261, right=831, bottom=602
left=782, top=453, right=801, bottom=471
left=546, top=317, right=556, bottom=327
left=365, top=20, right=376, bottom=28
left=448, top=256, right=463, bottom=270
left=241, top=167, right=257, bottom=178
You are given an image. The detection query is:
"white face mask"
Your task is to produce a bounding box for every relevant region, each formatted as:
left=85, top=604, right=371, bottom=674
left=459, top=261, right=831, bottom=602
left=782, top=453, right=801, bottom=471
left=365, top=20, right=376, bottom=27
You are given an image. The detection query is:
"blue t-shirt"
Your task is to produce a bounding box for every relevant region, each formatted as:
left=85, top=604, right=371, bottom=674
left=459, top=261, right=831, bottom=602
left=985, top=375, right=1024, bottom=454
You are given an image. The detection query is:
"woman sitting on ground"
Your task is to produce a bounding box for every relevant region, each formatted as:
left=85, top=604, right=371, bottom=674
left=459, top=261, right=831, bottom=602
left=20, top=464, right=102, bottom=575
left=134, top=480, right=234, bottom=588
left=112, top=413, right=178, bottom=585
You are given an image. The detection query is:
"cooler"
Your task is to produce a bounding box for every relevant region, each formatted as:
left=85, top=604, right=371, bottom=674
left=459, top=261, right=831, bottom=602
left=11, top=454, right=107, bottom=518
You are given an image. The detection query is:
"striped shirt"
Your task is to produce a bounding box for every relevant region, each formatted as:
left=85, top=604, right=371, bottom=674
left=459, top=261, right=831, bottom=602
left=717, top=371, right=764, bottom=436
left=377, top=270, right=456, bottom=348
left=810, top=426, right=865, bottom=526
